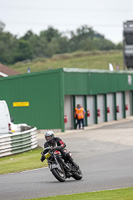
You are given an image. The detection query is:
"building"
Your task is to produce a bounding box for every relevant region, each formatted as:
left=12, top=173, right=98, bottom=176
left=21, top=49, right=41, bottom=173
left=0, top=68, right=133, bottom=132
left=0, top=64, right=19, bottom=77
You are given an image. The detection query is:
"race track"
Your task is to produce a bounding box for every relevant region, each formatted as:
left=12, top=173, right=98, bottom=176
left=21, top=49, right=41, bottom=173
left=1, top=118, right=133, bottom=200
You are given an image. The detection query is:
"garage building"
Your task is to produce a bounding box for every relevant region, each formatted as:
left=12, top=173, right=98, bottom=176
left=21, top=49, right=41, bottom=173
left=0, top=68, right=133, bottom=132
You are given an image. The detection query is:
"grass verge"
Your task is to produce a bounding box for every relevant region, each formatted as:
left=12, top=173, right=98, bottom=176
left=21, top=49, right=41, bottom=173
left=0, top=147, right=47, bottom=175
left=10, top=50, right=123, bottom=74
left=26, top=187, right=133, bottom=200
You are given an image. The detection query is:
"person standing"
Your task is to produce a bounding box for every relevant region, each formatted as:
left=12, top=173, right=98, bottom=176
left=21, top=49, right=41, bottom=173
left=74, top=104, right=80, bottom=129
left=75, top=104, right=85, bottom=129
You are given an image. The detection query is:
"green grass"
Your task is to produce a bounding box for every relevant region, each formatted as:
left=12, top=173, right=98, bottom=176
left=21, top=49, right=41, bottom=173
left=0, top=147, right=47, bottom=174
left=10, top=50, right=123, bottom=74
left=26, top=187, right=133, bottom=200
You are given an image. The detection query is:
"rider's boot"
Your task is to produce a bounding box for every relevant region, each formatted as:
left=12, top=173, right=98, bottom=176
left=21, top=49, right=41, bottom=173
left=67, top=156, right=79, bottom=170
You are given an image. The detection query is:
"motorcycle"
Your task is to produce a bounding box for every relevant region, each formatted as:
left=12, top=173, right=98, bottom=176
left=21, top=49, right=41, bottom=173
left=42, top=147, right=83, bottom=182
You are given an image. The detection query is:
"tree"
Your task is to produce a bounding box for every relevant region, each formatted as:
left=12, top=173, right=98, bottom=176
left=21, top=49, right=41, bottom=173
left=40, top=26, right=61, bottom=42
left=78, top=38, right=95, bottom=51
left=21, top=30, right=34, bottom=40
left=0, top=31, right=18, bottom=64
left=0, top=21, right=5, bottom=32
left=116, top=42, right=123, bottom=50
left=0, top=22, right=119, bottom=64
left=94, top=38, right=116, bottom=50
left=14, top=39, right=33, bottom=62
left=68, top=25, right=106, bottom=52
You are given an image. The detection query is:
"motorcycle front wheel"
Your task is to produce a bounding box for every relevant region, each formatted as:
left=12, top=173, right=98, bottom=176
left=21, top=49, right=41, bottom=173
left=51, top=168, right=66, bottom=182
left=72, top=168, right=83, bottom=180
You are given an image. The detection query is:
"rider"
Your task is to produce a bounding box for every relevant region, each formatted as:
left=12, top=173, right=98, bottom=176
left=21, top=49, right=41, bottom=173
left=40, top=130, right=78, bottom=169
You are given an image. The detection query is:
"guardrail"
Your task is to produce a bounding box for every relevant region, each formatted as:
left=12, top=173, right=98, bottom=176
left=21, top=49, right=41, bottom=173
left=0, top=127, right=37, bottom=158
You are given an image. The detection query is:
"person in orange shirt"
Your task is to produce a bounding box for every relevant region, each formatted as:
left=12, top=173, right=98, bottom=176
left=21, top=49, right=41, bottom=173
left=75, top=104, right=85, bottom=129
left=74, top=104, right=80, bottom=129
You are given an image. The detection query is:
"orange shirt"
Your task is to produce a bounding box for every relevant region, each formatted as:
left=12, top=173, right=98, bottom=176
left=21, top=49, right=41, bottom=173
left=76, top=108, right=84, bottom=119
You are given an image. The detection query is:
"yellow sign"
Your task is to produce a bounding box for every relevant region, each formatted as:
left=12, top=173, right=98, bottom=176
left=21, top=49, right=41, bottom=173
left=13, top=102, right=29, bottom=107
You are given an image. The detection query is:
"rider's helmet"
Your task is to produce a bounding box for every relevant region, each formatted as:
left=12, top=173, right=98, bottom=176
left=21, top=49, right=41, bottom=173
left=45, top=130, right=54, bottom=143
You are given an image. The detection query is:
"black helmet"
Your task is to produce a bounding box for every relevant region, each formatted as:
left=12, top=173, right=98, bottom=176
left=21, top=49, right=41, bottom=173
left=45, top=131, right=54, bottom=143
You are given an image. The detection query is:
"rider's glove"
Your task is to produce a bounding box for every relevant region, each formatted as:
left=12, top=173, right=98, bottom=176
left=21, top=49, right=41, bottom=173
left=54, top=146, right=61, bottom=151
left=40, top=156, right=45, bottom=162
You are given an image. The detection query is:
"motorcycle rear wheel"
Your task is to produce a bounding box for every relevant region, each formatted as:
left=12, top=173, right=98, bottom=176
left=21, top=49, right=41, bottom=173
left=72, top=168, right=83, bottom=180
left=51, top=168, right=66, bottom=182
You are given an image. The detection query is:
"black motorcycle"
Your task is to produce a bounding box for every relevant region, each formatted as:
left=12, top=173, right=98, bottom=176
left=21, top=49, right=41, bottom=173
left=42, top=147, right=83, bottom=182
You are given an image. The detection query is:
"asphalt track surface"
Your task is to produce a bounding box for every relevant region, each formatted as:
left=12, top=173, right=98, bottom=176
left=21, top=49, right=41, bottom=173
left=1, top=118, right=133, bottom=200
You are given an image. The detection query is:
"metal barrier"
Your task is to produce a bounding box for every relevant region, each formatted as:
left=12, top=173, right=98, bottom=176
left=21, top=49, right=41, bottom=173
left=0, top=127, right=37, bottom=157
